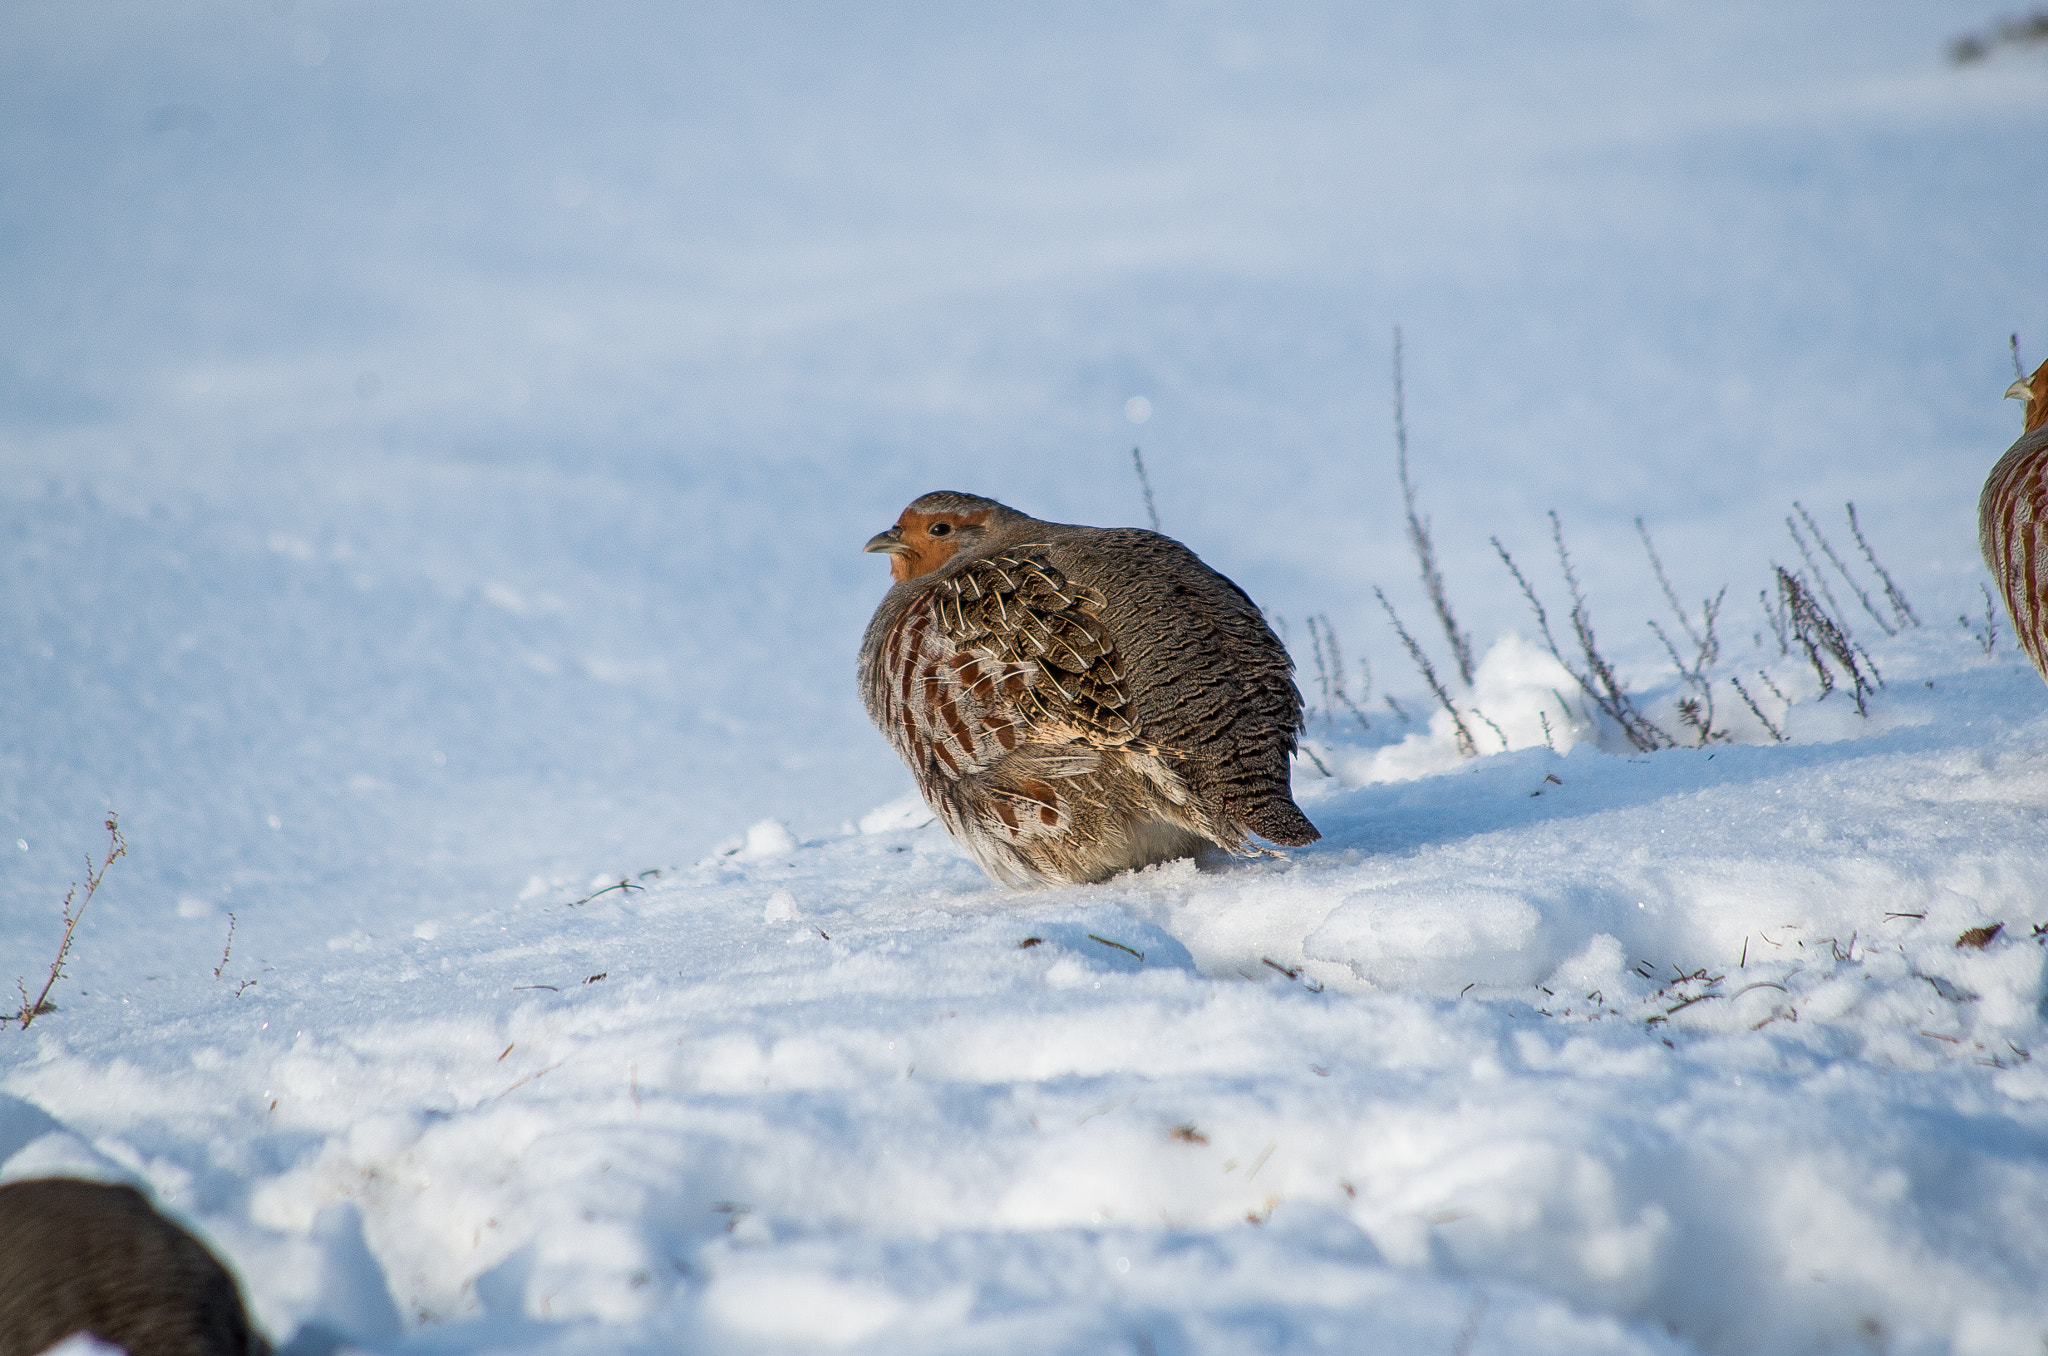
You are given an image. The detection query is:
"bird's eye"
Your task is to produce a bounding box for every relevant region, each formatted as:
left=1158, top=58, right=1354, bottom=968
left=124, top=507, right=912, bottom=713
left=929, top=522, right=953, bottom=537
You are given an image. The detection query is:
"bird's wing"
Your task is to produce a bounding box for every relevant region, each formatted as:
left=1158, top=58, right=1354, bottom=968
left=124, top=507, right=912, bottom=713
left=933, top=551, right=1135, bottom=745
left=871, top=551, right=1135, bottom=842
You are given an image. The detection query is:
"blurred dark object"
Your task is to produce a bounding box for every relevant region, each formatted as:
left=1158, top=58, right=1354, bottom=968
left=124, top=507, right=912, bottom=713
left=0, top=1178, right=270, bottom=1356
left=1950, top=12, right=2048, bottom=64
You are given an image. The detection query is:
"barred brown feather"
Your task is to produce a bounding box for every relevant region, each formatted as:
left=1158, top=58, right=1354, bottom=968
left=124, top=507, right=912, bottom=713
left=0, top=1178, right=270, bottom=1356
left=1982, top=358, right=2048, bottom=683
left=860, top=491, right=1318, bottom=887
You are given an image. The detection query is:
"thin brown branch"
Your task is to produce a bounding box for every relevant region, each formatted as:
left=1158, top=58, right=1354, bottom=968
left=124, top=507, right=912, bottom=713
left=15, top=814, right=126, bottom=1030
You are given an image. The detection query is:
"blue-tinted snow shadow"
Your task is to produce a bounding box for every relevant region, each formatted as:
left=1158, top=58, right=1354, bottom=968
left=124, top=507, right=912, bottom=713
left=1021, top=918, right=1197, bottom=974
left=1293, top=663, right=2045, bottom=861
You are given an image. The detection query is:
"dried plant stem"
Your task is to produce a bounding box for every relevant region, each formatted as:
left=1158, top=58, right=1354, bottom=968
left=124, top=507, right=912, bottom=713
left=1847, top=502, right=1917, bottom=629
left=1964, top=582, right=1999, bottom=655
left=1785, top=514, right=1849, bottom=635
left=15, top=815, right=126, bottom=1030
left=213, top=912, right=237, bottom=981
left=1636, top=517, right=1704, bottom=654
left=1131, top=447, right=1161, bottom=532
left=1469, top=705, right=1510, bottom=751
left=1496, top=517, right=1673, bottom=752
left=1308, top=613, right=1370, bottom=732
left=1306, top=614, right=1334, bottom=726
left=1795, top=501, right=1894, bottom=636
left=1392, top=327, right=1474, bottom=685
left=1777, top=567, right=1876, bottom=715
left=1760, top=586, right=1791, bottom=656
left=1375, top=586, right=1476, bottom=756
left=1728, top=675, right=1786, bottom=743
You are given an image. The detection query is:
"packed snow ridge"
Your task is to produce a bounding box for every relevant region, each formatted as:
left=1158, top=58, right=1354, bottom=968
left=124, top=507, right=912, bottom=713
left=7, top=626, right=2048, bottom=1354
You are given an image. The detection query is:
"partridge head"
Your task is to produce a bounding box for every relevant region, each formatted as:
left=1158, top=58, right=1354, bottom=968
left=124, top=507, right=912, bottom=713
left=858, top=491, right=1319, bottom=887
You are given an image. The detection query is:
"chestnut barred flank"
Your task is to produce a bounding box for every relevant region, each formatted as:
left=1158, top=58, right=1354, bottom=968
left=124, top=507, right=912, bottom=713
left=861, top=491, right=1317, bottom=887
left=0, top=1178, right=270, bottom=1356
left=1982, top=358, right=2048, bottom=685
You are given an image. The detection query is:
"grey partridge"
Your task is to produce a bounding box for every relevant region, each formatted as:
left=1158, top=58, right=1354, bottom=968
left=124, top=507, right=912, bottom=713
left=1982, top=357, right=2048, bottom=683
left=0, top=1178, right=270, bottom=1356
left=858, top=491, right=1319, bottom=887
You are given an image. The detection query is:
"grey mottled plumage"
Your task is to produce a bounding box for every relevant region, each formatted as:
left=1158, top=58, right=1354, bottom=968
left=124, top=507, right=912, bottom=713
left=859, top=491, right=1318, bottom=887
left=0, top=1178, right=270, bottom=1356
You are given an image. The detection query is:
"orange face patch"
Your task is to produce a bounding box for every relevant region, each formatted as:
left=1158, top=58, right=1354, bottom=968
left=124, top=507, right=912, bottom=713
left=889, top=508, right=990, bottom=581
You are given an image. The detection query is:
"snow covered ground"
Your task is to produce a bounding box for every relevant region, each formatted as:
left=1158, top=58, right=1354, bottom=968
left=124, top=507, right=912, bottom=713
left=6, top=2, right=2048, bottom=1352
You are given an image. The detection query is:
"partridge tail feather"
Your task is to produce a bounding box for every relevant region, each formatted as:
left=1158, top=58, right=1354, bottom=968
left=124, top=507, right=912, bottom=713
left=1243, top=799, right=1319, bottom=848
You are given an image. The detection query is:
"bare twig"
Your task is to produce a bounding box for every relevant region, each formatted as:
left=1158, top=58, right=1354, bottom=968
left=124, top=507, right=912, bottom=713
left=1313, top=614, right=1371, bottom=732
left=1964, top=581, right=2000, bottom=654
left=1728, top=674, right=1786, bottom=742
left=1493, top=537, right=1563, bottom=656
left=1469, top=705, right=1510, bottom=751
left=14, top=815, right=126, bottom=1029
left=1777, top=567, right=1876, bottom=715
left=1089, top=933, right=1144, bottom=961
left=1847, top=503, right=1917, bottom=628
left=1306, top=614, right=1333, bottom=728
left=2014, top=333, right=2026, bottom=381
left=1131, top=447, right=1161, bottom=532
left=1375, top=587, right=1477, bottom=756
left=1497, top=532, right=1674, bottom=751
left=1796, top=502, right=1894, bottom=636
left=1760, top=586, right=1791, bottom=656
left=213, top=912, right=237, bottom=981
left=1392, top=327, right=1474, bottom=685
left=1785, top=515, right=1849, bottom=636
left=1550, top=515, right=1674, bottom=751
left=1636, top=517, right=1704, bottom=654
left=569, top=878, right=643, bottom=908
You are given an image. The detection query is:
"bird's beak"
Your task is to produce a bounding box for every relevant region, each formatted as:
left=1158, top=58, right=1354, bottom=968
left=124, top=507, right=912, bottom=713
left=864, top=526, right=909, bottom=556
left=2007, top=379, right=2035, bottom=402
